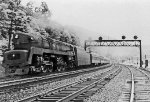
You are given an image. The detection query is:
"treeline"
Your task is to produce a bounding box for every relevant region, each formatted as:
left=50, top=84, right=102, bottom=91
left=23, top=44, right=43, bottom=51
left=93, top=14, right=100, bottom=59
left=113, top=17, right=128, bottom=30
left=0, top=0, right=81, bottom=49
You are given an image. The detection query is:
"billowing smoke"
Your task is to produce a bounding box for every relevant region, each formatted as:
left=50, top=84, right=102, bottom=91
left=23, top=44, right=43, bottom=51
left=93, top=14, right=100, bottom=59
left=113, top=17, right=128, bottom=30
left=0, top=0, right=81, bottom=47
left=25, top=1, right=81, bottom=46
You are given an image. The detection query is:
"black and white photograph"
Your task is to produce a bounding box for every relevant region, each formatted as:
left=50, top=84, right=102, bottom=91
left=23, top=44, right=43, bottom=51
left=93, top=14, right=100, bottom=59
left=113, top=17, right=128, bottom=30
left=0, top=0, right=150, bottom=101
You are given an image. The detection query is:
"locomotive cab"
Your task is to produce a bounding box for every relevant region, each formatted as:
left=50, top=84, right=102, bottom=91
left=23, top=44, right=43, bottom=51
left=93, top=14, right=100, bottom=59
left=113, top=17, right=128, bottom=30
left=2, top=50, right=29, bottom=75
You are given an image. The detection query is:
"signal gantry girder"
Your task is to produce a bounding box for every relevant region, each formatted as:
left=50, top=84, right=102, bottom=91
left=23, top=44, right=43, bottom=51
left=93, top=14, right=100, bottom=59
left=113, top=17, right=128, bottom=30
left=84, top=39, right=142, bottom=67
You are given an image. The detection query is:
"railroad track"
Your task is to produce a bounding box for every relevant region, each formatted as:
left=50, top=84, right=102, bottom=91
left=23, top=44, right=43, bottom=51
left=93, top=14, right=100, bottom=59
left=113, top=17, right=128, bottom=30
left=0, top=64, right=112, bottom=89
left=19, top=65, right=121, bottom=102
left=0, top=64, right=115, bottom=102
left=118, top=65, right=150, bottom=102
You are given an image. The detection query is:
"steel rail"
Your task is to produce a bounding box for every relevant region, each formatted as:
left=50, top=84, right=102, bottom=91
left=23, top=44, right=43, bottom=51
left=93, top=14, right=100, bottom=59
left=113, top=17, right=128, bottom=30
left=125, top=65, right=135, bottom=102
left=125, top=65, right=150, bottom=102
left=36, top=67, right=121, bottom=102
left=19, top=64, right=117, bottom=102
left=128, top=68, right=135, bottom=102
left=127, top=66, right=150, bottom=102
left=0, top=64, right=111, bottom=88
left=56, top=74, right=110, bottom=102
left=136, top=67, right=150, bottom=79
left=18, top=79, right=84, bottom=102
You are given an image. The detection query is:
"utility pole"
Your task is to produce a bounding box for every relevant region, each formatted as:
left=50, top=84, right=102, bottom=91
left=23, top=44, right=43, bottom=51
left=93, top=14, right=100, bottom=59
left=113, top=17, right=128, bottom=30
left=145, top=54, right=148, bottom=68
left=139, top=40, right=142, bottom=67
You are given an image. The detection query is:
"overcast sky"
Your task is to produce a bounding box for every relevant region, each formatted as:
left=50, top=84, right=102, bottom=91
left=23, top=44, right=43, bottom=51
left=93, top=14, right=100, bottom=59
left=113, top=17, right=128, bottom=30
left=22, top=0, right=150, bottom=45
left=21, top=0, right=150, bottom=57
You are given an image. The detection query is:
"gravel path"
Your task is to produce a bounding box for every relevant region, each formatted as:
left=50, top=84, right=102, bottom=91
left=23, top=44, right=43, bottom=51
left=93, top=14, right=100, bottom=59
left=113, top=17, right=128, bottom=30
left=85, top=65, right=131, bottom=102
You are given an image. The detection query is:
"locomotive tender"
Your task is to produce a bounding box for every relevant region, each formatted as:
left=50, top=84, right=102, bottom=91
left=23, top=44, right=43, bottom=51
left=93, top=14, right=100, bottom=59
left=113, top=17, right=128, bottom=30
left=2, top=32, right=109, bottom=75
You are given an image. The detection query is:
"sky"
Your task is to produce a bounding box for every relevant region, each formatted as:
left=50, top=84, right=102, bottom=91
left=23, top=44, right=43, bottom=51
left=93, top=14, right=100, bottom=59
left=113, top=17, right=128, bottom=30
left=21, top=0, right=150, bottom=58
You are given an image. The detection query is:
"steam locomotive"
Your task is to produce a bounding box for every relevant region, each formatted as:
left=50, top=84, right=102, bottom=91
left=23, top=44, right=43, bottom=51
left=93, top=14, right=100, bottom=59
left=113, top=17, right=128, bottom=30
left=2, top=32, right=109, bottom=75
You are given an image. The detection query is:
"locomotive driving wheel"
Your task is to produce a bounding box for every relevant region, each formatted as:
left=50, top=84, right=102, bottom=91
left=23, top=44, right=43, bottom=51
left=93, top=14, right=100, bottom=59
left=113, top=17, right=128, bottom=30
left=47, top=65, right=53, bottom=72
left=43, top=63, right=53, bottom=73
left=68, top=62, right=74, bottom=69
left=56, top=57, right=67, bottom=72
left=45, top=63, right=53, bottom=72
left=62, top=62, right=67, bottom=71
left=57, top=65, right=62, bottom=72
left=57, top=63, right=67, bottom=72
left=43, top=55, right=54, bottom=73
left=42, top=65, right=48, bottom=73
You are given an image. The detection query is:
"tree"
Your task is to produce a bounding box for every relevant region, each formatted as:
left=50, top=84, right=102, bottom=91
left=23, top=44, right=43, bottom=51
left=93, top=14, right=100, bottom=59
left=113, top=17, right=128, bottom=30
left=0, top=0, right=81, bottom=48
left=0, top=0, right=29, bottom=49
left=26, top=1, right=51, bottom=18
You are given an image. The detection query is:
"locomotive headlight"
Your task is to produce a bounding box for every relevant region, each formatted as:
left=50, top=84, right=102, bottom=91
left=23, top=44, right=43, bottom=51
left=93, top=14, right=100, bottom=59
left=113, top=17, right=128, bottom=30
left=14, top=34, right=19, bottom=39
left=28, top=36, right=34, bottom=42
left=30, top=37, right=34, bottom=41
left=12, top=54, right=15, bottom=57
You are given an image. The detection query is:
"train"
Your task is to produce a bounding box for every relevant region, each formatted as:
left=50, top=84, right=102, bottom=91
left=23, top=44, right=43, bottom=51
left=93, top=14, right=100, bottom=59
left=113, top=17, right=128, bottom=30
left=2, top=31, right=110, bottom=75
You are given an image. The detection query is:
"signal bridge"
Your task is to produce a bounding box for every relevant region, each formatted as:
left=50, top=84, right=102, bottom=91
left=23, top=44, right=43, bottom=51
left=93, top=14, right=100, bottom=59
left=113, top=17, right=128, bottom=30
left=85, top=40, right=141, bottom=47
left=84, top=36, right=142, bottom=67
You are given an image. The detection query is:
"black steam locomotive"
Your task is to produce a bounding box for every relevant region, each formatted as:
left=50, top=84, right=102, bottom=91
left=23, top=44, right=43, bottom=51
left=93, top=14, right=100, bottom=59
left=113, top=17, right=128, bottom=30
left=2, top=32, right=109, bottom=75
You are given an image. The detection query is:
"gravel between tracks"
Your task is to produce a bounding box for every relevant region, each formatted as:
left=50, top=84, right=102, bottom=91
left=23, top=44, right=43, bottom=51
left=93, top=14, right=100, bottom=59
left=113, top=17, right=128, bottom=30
left=85, top=66, right=131, bottom=102
left=0, top=66, right=113, bottom=102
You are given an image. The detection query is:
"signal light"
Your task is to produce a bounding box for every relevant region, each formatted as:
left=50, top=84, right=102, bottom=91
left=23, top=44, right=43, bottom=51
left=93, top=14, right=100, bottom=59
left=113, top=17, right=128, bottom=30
left=99, top=36, right=103, bottom=41
left=134, top=35, right=138, bottom=40
left=122, top=35, right=126, bottom=40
